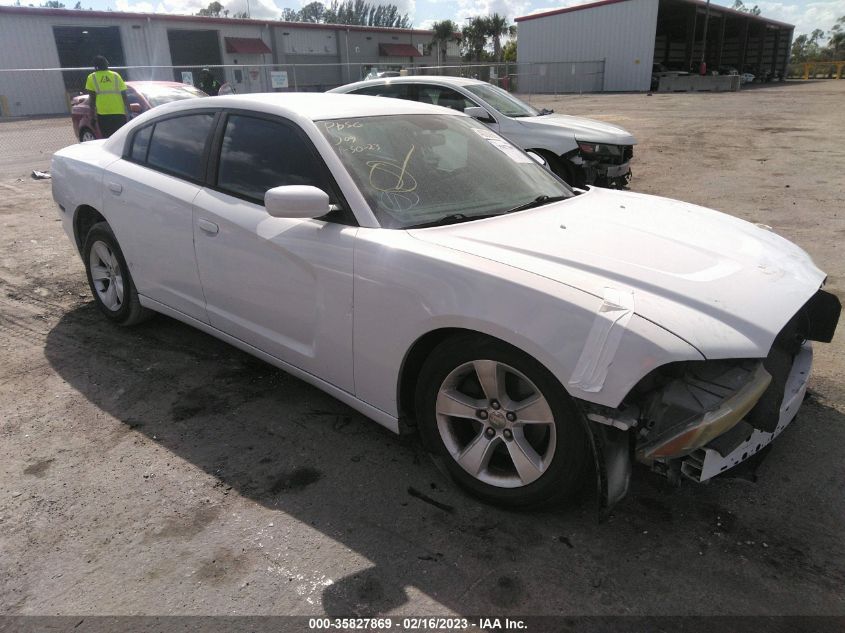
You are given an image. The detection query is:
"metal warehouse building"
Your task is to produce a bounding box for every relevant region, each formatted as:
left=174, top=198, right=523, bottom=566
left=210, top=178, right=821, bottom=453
left=0, top=6, right=460, bottom=117
left=515, top=0, right=794, bottom=92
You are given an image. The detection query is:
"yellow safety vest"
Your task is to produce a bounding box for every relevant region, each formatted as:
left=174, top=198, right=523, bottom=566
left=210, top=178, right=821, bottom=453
left=85, top=70, right=127, bottom=115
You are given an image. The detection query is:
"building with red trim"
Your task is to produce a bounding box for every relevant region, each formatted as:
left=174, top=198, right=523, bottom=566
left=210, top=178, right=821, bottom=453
left=0, top=5, right=461, bottom=116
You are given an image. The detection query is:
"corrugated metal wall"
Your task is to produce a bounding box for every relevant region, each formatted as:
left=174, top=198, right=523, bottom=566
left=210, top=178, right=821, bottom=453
left=0, top=14, right=173, bottom=116
left=281, top=28, right=338, bottom=56
left=0, top=14, right=66, bottom=116
left=518, top=0, right=660, bottom=91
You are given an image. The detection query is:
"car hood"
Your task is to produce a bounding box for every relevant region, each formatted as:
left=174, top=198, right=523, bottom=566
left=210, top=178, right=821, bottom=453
left=517, top=113, right=637, bottom=145
left=409, top=187, right=825, bottom=358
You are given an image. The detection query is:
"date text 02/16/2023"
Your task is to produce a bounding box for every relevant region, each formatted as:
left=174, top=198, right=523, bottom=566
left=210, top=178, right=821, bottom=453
left=307, top=617, right=528, bottom=630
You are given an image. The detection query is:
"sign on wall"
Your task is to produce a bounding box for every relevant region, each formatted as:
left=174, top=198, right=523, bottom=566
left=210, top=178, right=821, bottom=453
left=181, top=71, right=194, bottom=86
left=270, top=70, right=289, bottom=89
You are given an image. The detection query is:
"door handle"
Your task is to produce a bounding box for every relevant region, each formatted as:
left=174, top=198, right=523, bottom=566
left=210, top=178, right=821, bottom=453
left=107, top=181, right=122, bottom=194
left=197, top=218, right=219, bottom=235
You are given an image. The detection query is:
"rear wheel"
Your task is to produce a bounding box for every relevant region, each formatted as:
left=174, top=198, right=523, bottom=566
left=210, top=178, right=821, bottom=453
left=416, top=335, right=589, bottom=508
left=83, top=222, right=151, bottom=326
left=79, top=127, right=96, bottom=143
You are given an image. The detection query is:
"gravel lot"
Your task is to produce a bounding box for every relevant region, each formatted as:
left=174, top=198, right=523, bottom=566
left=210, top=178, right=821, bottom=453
left=1, top=81, right=844, bottom=617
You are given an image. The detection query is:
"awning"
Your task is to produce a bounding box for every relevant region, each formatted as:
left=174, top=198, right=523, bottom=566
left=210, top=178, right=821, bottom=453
left=225, top=37, right=272, bottom=54
left=378, top=43, right=422, bottom=57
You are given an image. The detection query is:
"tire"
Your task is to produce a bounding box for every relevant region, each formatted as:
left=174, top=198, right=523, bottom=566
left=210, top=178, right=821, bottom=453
left=82, top=222, right=151, bottom=326
left=535, top=150, right=585, bottom=189
left=79, top=127, right=97, bottom=143
left=415, top=334, right=589, bottom=509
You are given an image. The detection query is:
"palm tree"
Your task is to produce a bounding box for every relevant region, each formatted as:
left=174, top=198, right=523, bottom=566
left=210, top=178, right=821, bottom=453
left=431, top=20, right=458, bottom=66
left=461, top=17, right=488, bottom=62
left=486, top=13, right=511, bottom=62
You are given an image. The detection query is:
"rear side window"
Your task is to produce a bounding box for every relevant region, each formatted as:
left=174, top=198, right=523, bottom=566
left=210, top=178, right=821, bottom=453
left=417, top=86, right=475, bottom=112
left=352, top=84, right=414, bottom=100
left=216, top=114, right=331, bottom=203
left=129, top=125, right=152, bottom=163
left=146, top=113, right=215, bottom=181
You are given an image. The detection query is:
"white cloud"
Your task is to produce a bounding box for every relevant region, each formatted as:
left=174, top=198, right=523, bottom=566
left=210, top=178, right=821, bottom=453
left=114, top=0, right=281, bottom=18
left=453, top=0, right=530, bottom=23
left=753, top=1, right=844, bottom=36
left=114, top=0, right=156, bottom=10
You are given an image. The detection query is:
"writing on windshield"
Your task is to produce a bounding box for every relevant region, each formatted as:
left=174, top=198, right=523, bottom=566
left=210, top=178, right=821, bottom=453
left=317, top=115, right=570, bottom=228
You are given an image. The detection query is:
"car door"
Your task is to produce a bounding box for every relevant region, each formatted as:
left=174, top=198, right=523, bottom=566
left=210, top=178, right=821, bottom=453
left=192, top=111, right=356, bottom=392
left=103, top=111, right=217, bottom=322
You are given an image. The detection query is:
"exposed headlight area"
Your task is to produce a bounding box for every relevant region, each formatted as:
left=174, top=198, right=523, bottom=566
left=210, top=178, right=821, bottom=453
left=632, top=359, right=771, bottom=462
left=584, top=288, right=840, bottom=487
left=577, top=141, right=634, bottom=165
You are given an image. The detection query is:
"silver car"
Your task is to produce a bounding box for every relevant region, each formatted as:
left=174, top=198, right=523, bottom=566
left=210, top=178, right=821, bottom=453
left=329, top=75, right=637, bottom=188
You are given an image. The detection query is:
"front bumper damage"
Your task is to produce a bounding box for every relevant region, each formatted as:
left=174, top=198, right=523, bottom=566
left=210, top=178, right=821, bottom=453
left=583, top=288, right=840, bottom=513
left=571, top=158, right=632, bottom=188
left=566, top=145, right=634, bottom=188
left=681, top=343, right=812, bottom=481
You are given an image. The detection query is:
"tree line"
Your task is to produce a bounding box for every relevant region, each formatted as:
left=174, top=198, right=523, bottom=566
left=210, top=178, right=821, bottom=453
left=430, top=14, right=516, bottom=63
left=280, top=0, right=411, bottom=28
left=791, top=17, right=845, bottom=63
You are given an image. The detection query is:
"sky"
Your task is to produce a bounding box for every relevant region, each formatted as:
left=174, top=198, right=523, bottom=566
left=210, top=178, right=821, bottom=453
left=3, top=0, right=843, bottom=36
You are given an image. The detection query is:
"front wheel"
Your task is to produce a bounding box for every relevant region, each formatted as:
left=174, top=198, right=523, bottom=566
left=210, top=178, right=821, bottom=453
left=83, top=222, right=151, bottom=326
left=416, top=335, right=589, bottom=508
left=534, top=150, right=585, bottom=189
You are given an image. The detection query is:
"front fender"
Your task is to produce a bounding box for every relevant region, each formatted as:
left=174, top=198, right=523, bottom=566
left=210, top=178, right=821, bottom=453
left=497, top=118, right=578, bottom=157
left=352, top=230, right=704, bottom=418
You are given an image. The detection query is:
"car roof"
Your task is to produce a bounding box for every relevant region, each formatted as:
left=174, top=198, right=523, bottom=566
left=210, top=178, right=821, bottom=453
left=331, top=75, right=487, bottom=92
left=126, top=81, right=194, bottom=89
left=150, top=92, right=463, bottom=120
left=102, top=91, right=464, bottom=159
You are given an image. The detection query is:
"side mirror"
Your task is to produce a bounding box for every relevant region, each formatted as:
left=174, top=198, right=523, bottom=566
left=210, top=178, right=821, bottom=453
left=129, top=103, right=142, bottom=114
left=464, top=106, right=494, bottom=122
left=526, top=151, right=547, bottom=168
left=265, top=185, right=330, bottom=219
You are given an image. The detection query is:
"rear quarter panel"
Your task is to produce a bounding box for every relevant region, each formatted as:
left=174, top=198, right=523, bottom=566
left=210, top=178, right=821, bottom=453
left=51, top=141, right=119, bottom=252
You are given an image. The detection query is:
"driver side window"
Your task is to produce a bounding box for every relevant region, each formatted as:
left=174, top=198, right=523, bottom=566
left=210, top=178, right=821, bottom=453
left=216, top=114, right=333, bottom=204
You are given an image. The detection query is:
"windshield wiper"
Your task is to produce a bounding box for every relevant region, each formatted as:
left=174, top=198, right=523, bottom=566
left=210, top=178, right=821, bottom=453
left=505, top=195, right=569, bottom=214
left=538, top=108, right=554, bottom=115
left=407, top=213, right=499, bottom=229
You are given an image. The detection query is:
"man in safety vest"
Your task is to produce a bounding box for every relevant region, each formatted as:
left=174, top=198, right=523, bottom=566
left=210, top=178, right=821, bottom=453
left=85, top=56, right=131, bottom=138
left=198, top=68, right=221, bottom=96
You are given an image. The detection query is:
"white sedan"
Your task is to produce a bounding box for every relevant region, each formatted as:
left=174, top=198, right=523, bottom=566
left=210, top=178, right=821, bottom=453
left=51, top=94, right=840, bottom=510
left=329, top=76, right=636, bottom=189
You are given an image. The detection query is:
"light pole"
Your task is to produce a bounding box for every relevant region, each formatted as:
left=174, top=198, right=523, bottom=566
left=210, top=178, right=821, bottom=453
left=700, top=0, right=711, bottom=75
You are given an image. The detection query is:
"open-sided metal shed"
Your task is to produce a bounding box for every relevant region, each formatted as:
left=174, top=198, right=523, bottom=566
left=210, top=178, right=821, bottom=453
left=516, top=0, right=794, bottom=92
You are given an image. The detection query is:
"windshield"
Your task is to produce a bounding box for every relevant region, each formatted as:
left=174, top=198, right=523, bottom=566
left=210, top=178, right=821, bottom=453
left=141, top=85, right=207, bottom=107
left=317, top=114, right=572, bottom=229
left=463, top=84, right=540, bottom=118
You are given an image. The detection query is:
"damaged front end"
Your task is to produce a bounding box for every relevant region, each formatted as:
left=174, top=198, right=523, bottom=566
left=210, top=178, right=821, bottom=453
left=581, top=288, right=841, bottom=513
left=565, top=142, right=634, bottom=188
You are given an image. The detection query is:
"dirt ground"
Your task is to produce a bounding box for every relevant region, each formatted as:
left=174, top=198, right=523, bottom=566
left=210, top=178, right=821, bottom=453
left=1, top=81, right=844, bottom=617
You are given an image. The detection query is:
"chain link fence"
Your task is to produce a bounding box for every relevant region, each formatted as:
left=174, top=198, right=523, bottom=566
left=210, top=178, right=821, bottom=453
left=0, top=60, right=604, bottom=170
left=0, top=60, right=605, bottom=118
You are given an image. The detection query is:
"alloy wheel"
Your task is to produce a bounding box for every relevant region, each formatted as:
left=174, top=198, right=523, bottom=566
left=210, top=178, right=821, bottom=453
left=89, top=240, right=125, bottom=311
left=435, top=359, right=557, bottom=488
